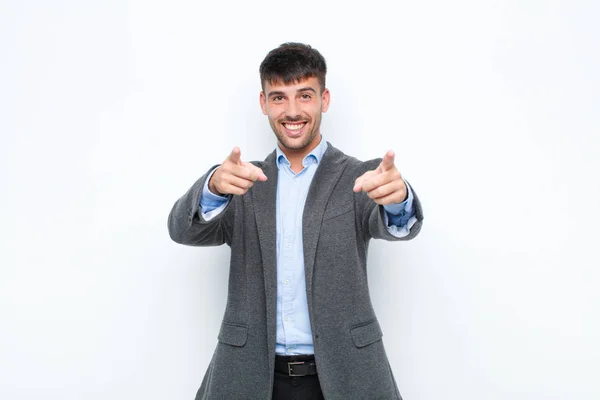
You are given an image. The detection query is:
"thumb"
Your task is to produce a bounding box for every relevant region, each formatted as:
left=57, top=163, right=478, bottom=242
left=251, top=164, right=268, bottom=181
left=380, top=150, right=395, bottom=172
left=354, top=169, right=377, bottom=192
left=353, top=176, right=363, bottom=192
left=353, top=171, right=372, bottom=192
left=228, top=147, right=242, bottom=165
left=242, top=161, right=268, bottom=182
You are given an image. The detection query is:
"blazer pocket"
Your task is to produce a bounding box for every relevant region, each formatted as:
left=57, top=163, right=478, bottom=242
left=323, top=201, right=354, bottom=222
left=350, top=319, right=383, bottom=348
left=218, top=321, right=248, bottom=347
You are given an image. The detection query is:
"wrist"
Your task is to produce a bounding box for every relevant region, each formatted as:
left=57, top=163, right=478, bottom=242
left=208, top=172, right=223, bottom=196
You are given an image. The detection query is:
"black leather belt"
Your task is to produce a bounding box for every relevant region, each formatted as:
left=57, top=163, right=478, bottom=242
left=275, top=354, right=318, bottom=377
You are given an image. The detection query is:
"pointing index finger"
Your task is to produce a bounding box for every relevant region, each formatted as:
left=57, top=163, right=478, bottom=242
left=381, top=150, right=395, bottom=171
left=228, top=147, right=242, bottom=165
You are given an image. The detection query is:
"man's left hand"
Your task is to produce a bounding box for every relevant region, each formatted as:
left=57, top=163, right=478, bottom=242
left=353, top=150, right=407, bottom=205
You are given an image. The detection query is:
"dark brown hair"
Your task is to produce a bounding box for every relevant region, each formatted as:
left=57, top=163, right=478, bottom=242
left=259, top=42, right=327, bottom=93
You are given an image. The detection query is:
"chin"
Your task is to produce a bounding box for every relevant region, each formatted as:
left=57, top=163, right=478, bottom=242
left=279, top=132, right=316, bottom=151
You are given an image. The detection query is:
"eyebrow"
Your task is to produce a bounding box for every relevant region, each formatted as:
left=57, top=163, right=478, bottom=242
left=296, top=87, right=317, bottom=94
left=267, top=87, right=318, bottom=98
left=267, top=91, right=286, bottom=98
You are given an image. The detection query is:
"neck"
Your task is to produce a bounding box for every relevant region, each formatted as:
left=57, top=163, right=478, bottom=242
left=280, top=135, right=322, bottom=174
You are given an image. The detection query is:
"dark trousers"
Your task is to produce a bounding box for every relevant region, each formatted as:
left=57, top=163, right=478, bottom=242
left=272, top=355, right=325, bottom=400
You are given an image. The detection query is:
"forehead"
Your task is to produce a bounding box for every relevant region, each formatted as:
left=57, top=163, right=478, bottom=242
left=263, top=76, right=320, bottom=94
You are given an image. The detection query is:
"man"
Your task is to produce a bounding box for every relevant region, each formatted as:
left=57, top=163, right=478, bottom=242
left=168, top=43, right=423, bottom=400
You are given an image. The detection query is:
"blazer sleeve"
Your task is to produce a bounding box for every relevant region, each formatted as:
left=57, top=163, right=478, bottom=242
left=366, top=180, right=424, bottom=241
left=167, top=165, right=235, bottom=246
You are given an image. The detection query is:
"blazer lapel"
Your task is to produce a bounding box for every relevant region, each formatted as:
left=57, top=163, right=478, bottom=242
left=252, top=150, right=278, bottom=375
left=302, top=144, right=347, bottom=295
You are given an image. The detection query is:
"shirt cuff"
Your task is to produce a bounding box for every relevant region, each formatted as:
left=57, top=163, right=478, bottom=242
left=382, top=179, right=417, bottom=238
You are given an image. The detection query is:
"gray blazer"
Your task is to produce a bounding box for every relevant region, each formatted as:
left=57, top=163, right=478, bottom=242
left=168, top=143, right=424, bottom=400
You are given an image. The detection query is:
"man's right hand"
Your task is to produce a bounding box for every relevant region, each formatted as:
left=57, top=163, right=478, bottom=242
left=208, top=147, right=268, bottom=196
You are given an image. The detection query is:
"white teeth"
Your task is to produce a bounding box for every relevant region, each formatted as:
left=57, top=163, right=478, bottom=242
left=284, top=123, right=305, bottom=131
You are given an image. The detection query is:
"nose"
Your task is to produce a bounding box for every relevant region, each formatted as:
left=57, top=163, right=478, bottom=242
left=285, top=98, right=300, bottom=119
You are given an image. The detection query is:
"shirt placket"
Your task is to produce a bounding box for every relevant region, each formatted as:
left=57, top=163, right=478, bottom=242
left=282, top=170, right=301, bottom=354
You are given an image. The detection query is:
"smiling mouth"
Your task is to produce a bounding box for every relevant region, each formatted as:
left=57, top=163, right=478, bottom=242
left=281, top=122, right=308, bottom=138
left=282, top=122, right=307, bottom=132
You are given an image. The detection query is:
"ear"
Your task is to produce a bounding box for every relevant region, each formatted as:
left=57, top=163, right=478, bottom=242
left=259, top=91, right=268, bottom=115
left=321, top=88, right=330, bottom=113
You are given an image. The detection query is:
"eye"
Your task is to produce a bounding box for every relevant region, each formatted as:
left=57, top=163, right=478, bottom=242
left=272, top=96, right=284, bottom=102
left=300, top=93, right=312, bottom=100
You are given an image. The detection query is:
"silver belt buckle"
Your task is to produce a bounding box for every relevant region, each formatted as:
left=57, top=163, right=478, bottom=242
left=288, top=361, right=304, bottom=376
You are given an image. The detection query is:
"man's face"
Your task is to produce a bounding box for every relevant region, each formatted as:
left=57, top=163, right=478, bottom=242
left=260, top=77, right=330, bottom=154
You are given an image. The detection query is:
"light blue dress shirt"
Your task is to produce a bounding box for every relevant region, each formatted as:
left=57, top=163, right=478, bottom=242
left=200, top=139, right=417, bottom=355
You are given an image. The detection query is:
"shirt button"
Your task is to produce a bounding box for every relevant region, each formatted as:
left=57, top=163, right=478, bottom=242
left=284, top=279, right=290, bottom=285
left=284, top=316, right=290, bottom=322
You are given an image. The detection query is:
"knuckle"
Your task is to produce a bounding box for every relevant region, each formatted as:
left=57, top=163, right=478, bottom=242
left=238, top=170, right=251, bottom=181
left=236, top=170, right=248, bottom=179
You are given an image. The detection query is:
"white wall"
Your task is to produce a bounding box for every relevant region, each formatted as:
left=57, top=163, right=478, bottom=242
left=1, top=1, right=598, bottom=399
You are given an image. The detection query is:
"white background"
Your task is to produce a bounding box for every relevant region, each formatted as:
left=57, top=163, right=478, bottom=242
left=1, top=1, right=599, bottom=399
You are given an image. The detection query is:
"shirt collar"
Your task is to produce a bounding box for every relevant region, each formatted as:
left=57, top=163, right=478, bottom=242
left=276, top=136, right=328, bottom=170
